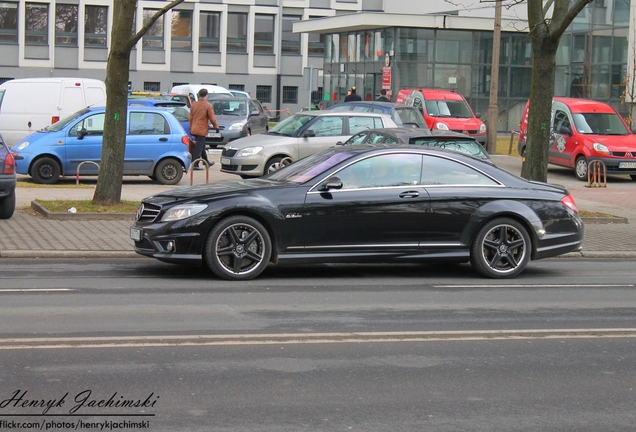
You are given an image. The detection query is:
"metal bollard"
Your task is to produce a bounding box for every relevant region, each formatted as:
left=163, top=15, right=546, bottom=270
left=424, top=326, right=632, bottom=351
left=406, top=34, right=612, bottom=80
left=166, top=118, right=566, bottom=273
left=508, top=130, right=518, bottom=155
left=189, top=158, right=215, bottom=186
left=586, top=159, right=607, bottom=188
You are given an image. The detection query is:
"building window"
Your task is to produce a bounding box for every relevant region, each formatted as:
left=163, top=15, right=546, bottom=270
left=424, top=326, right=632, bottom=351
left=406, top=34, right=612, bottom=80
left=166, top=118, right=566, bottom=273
left=254, top=14, right=274, bottom=54
left=0, top=2, right=18, bottom=43
left=143, top=9, right=163, bottom=49
left=26, top=3, right=48, bottom=44
left=282, top=15, right=301, bottom=55
left=84, top=5, right=107, bottom=47
left=229, top=84, right=245, bottom=91
left=256, top=85, right=272, bottom=103
left=283, top=86, right=298, bottom=104
left=308, top=16, right=325, bottom=57
left=227, top=12, right=247, bottom=53
left=0, top=77, right=13, bottom=84
left=55, top=4, right=77, bottom=46
left=144, top=82, right=161, bottom=92
left=199, top=11, right=220, bottom=51
left=171, top=10, right=191, bottom=50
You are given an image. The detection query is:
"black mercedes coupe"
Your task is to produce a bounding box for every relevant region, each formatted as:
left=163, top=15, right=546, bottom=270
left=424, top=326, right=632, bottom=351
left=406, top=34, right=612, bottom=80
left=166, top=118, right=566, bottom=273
left=131, top=144, right=584, bottom=280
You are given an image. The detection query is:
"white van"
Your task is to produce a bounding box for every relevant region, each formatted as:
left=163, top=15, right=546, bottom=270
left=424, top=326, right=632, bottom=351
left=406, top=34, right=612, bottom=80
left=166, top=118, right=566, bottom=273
left=170, top=84, right=232, bottom=105
left=0, top=77, right=106, bottom=148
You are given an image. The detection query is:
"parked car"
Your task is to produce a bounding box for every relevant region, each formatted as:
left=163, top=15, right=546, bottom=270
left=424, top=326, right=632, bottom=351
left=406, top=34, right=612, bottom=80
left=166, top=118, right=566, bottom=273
left=131, top=144, right=584, bottom=281
left=327, top=101, right=427, bottom=128
left=0, top=77, right=107, bottom=148
left=206, top=97, right=269, bottom=148
left=128, top=91, right=191, bottom=107
left=229, top=89, right=251, bottom=98
left=170, top=84, right=233, bottom=103
left=395, top=88, right=487, bottom=146
left=0, top=133, right=16, bottom=219
left=220, top=111, right=398, bottom=178
left=11, top=106, right=191, bottom=185
left=518, top=97, right=636, bottom=181
left=128, top=99, right=191, bottom=134
left=339, top=128, right=492, bottom=163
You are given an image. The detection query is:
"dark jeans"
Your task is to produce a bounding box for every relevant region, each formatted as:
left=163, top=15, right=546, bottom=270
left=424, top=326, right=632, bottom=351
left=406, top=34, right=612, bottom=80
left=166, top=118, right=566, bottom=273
left=193, top=135, right=209, bottom=166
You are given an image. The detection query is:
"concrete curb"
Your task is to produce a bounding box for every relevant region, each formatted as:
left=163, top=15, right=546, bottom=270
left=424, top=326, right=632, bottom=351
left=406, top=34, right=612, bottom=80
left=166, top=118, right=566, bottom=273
left=0, top=250, right=139, bottom=258
left=31, top=201, right=136, bottom=220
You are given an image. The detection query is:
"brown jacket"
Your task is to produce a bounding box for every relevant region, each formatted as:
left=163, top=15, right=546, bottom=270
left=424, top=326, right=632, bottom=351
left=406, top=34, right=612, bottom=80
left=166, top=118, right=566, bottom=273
left=189, top=99, right=219, bottom=136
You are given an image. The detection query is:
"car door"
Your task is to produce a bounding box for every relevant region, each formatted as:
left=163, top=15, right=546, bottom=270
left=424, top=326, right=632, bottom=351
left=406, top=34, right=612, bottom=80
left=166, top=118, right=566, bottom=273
left=301, top=153, right=431, bottom=249
left=248, top=100, right=268, bottom=134
left=65, top=112, right=105, bottom=175
left=549, top=105, right=575, bottom=166
left=297, top=115, right=346, bottom=159
left=125, top=111, right=171, bottom=173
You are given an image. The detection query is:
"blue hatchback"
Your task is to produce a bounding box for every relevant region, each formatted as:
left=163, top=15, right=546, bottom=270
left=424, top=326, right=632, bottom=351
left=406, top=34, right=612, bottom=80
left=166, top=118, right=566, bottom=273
left=12, top=106, right=191, bottom=185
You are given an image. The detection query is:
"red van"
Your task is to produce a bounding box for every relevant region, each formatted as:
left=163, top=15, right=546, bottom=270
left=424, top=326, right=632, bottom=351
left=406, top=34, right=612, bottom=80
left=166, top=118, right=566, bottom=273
left=395, top=88, right=486, bottom=146
left=518, top=97, right=636, bottom=181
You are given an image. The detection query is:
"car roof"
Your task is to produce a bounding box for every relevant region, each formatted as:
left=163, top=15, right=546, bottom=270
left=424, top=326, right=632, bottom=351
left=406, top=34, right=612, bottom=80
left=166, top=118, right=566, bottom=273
left=553, top=97, right=616, bottom=114
left=332, top=101, right=412, bottom=109
left=295, top=110, right=395, bottom=118
left=127, top=98, right=186, bottom=106
left=353, top=127, right=433, bottom=139
left=400, top=88, right=465, bottom=100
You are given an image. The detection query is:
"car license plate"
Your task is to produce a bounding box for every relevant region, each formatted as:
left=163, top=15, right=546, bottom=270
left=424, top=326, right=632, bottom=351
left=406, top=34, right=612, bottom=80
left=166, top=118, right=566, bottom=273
left=619, top=162, right=636, bottom=169
left=207, top=132, right=222, bottom=138
left=130, top=227, right=142, bottom=242
left=221, top=157, right=230, bottom=165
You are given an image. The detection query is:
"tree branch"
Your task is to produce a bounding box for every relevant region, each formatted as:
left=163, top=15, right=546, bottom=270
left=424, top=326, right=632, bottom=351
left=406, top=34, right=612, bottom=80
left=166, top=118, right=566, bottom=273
left=129, top=0, right=186, bottom=49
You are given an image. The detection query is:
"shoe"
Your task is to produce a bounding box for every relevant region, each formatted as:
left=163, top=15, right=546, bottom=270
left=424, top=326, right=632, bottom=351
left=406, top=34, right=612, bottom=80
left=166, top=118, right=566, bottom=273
left=192, top=166, right=203, bottom=171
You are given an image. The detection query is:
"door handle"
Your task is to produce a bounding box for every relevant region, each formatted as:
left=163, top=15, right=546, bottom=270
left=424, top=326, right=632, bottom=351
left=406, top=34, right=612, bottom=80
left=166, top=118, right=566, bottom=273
left=399, top=191, right=419, bottom=198
left=159, top=137, right=168, bottom=141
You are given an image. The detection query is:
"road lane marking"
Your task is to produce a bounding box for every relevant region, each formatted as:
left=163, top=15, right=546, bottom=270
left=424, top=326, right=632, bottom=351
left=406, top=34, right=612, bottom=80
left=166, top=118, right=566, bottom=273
left=0, top=288, right=74, bottom=292
left=1, top=328, right=636, bottom=350
left=436, top=284, right=634, bottom=288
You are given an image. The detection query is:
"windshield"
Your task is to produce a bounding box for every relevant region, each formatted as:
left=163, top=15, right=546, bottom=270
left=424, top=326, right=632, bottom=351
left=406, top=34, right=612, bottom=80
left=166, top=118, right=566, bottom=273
left=268, top=114, right=316, bottom=137
left=211, top=100, right=247, bottom=116
left=45, top=108, right=91, bottom=132
left=425, top=100, right=473, bottom=118
left=572, top=113, right=629, bottom=135
left=411, top=138, right=487, bottom=159
left=266, top=148, right=356, bottom=184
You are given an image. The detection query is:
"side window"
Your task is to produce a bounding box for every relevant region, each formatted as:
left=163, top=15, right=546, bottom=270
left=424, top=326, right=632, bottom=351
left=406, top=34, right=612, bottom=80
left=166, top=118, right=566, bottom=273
left=249, top=100, right=261, bottom=114
left=349, top=116, right=382, bottom=134
left=129, top=112, right=169, bottom=135
left=307, top=116, right=344, bottom=137
left=366, top=132, right=386, bottom=144
left=69, top=113, right=105, bottom=136
left=421, top=155, right=499, bottom=186
left=554, top=110, right=570, bottom=132
left=352, top=105, right=371, bottom=112
left=336, top=153, right=422, bottom=189
left=346, top=132, right=369, bottom=145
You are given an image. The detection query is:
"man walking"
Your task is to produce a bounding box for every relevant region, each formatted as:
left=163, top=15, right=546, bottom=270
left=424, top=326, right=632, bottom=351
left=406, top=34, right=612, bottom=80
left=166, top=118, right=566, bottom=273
left=189, top=88, right=219, bottom=170
left=344, top=86, right=362, bottom=102
left=375, top=89, right=390, bottom=102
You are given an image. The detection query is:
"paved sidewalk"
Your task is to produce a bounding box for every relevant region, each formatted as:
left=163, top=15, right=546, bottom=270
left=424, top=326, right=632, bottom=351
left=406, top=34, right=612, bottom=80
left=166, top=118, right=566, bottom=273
left=1, top=154, right=635, bottom=259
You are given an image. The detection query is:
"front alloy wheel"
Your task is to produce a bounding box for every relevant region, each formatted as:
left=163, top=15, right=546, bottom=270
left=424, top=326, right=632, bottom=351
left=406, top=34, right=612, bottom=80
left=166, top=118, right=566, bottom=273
left=470, top=217, right=531, bottom=279
left=575, top=155, right=588, bottom=181
left=265, top=156, right=294, bottom=175
left=204, top=216, right=272, bottom=280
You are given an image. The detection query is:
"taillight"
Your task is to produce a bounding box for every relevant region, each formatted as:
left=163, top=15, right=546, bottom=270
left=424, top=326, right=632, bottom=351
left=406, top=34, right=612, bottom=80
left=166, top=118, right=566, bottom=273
left=561, top=194, right=579, bottom=214
left=3, top=153, right=15, bottom=175
left=51, top=116, right=60, bottom=124
left=181, top=135, right=190, bottom=145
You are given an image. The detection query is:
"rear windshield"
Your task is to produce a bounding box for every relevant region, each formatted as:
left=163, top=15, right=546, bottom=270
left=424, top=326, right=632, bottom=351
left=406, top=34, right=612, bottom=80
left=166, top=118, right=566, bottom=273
left=394, top=108, right=426, bottom=127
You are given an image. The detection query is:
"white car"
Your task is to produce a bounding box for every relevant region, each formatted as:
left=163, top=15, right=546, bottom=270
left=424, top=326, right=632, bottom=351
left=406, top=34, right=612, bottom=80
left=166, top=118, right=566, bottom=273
left=220, top=111, right=398, bottom=178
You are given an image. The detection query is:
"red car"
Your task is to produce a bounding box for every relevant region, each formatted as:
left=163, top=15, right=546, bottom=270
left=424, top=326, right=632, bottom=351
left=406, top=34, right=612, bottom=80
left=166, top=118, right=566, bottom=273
left=395, top=88, right=487, bottom=146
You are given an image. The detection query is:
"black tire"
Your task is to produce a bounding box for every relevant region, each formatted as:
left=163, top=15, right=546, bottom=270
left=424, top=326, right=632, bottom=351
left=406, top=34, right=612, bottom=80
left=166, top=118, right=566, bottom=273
left=470, top=217, right=531, bottom=279
left=154, top=158, right=183, bottom=185
left=31, top=157, right=61, bottom=184
left=264, top=156, right=294, bottom=175
left=630, top=175, right=636, bottom=181
left=204, top=215, right=272, bottom=280
left=0, top=189, right=16, bottom=219
left=575, top=155, right=588, bottom=181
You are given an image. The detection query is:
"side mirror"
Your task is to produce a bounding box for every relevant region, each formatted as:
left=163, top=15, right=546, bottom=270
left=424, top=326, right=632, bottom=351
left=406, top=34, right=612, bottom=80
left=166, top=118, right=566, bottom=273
left=78, top=128, right=88, bottom=140
left=475, top=112, right=482, bottom=119
left=318, top=176, right=343, bottom=191
left=559, top=125, right=572, bottom=136
left=303, top=130, right=316, bottom=138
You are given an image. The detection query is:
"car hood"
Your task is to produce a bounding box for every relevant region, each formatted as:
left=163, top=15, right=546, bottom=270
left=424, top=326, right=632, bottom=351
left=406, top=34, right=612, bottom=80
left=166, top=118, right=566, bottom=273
left=142, top=178, right=297, bottom=205
left=224, top=133, right=294, bottom=149
left=432, top=117, right=484, bottom=129
left=214, top=114, right=247, bottom=127
left=583, top=134, right=636, bottom=151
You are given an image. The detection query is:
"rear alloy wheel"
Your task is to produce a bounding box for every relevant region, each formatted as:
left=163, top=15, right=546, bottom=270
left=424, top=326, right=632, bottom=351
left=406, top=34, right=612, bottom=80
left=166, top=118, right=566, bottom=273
left=0, top=189, right=16, bottom=219
left=265, top=156, right=294, bottom=175
left=154, top=158, right=183, bottom=185
left=204, top=216, right=272, bottom=280
left=470, top=217, right=531, bottom=279
left=31, top=157, right=61, bottom=184
left=575, top=155, right=588, bottom=181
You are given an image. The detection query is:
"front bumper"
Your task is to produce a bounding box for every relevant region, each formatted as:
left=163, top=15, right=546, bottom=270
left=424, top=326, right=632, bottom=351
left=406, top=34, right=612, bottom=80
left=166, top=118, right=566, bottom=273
left=219, top=155, right=265, bottom=177
left=588, top=156, right=636, bottom=176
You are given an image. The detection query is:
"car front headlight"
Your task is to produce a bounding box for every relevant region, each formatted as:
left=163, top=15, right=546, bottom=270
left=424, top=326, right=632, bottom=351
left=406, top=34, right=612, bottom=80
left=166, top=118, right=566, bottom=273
left=228, top=122, right=247, bottom=131
left=479, top=123, right=487, bottom=133
left=237, top=146, right=263, bottom=157
left=162, top=204, right=208, bottom=222
left=592, top=142, right=610, bottom=155
left=435, top=122, right=450, bottom=131
left=13, top=141, right=30, bottom=151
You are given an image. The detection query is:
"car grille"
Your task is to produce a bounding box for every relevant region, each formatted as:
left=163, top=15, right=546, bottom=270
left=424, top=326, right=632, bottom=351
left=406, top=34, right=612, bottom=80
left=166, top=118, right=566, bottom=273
left=611, top=152, right=636, bottom=157
left=222, top=148, right=238, bottom=157
left=222, top=164, right=239, bottom=172
left=451, top=129, right=480, bottom=135
left=136, top=203, right=161, bottom=222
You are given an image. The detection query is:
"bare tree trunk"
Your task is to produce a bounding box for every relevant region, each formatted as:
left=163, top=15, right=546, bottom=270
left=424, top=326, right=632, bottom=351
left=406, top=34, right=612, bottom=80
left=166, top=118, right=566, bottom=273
left=92, top=0, right=136, bottom=205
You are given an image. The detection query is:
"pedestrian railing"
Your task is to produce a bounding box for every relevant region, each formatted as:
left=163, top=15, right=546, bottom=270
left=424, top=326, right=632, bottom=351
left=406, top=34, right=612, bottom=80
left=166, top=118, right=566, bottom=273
left=189, top=158, right=214, bottom=185
left=586, top=159, right=607, bottom=188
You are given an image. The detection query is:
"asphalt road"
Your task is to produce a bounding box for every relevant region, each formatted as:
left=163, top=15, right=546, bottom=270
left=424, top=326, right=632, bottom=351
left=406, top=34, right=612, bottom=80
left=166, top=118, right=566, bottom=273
left=2, top=258, right=636, bottom=431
